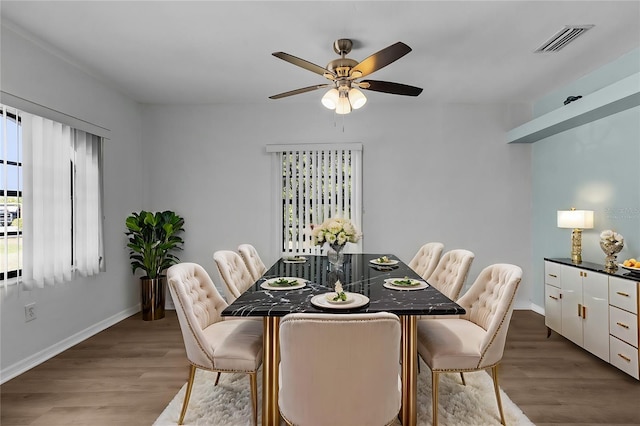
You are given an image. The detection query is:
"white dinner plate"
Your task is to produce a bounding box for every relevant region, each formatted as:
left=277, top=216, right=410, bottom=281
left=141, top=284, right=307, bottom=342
left=369, top=258, right=399, bottom=266
left=383, top=278, right=429, bottom=291
left=283, top=256, right=307, bottom=264
left=311, top=292, right=369, bottom=310
left=261, top=277, right=307, bottom=290
left=619, top=264, right=640, bottom=273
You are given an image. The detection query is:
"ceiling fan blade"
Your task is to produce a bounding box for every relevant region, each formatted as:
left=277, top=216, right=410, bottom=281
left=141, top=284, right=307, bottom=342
left=269, top=84, right=332, bottom=99
left=272, top=52, right=335, bottom=78
left=351, top=42, right=412, bottom=78
left=359, top=80, right=423, bottom=96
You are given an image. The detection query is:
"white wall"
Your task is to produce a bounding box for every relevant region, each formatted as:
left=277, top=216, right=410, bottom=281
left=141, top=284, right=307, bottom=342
left=0, top=23, right=534, bottom=381
left=141, top=101, right=533, bottom=307
left=0, top=27, right=144, bottom=380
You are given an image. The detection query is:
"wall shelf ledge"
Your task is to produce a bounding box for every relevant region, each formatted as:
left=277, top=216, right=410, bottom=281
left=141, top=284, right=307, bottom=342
left=507, top=72, right=640, bottom=144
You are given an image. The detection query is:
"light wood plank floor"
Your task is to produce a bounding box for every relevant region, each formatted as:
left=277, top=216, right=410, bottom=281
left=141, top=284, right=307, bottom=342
left=1, top=310, right=639, bottom=425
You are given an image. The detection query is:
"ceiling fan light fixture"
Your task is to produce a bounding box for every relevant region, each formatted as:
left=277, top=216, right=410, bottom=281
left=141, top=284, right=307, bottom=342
left=321, top=88, right=339, bottom=109
left=336, top=96, right=352, bottom=115
left=348, top=88, right=367, bottom=109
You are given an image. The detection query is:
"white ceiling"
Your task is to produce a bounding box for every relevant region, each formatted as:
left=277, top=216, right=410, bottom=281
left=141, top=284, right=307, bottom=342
left=2, top=1, right=639, bottom=106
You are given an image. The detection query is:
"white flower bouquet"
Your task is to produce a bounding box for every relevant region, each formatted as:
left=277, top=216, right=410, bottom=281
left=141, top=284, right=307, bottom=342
left=310, top=217, right=361, bottom=247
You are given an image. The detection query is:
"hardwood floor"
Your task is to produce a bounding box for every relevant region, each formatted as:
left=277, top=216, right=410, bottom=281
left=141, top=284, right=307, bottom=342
left=1, top=310, right=639, bottom=425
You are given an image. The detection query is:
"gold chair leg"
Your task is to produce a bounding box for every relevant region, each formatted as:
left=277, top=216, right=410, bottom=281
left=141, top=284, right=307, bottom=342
left=491, top=365, right=506, bottom=425
left=214, top=371, right=221, bottom=386
left=249, top=372, right=258, bottom=426
left=460, top=372, right=466, bottom=386
left=432, top=371, right=439, bottom=426
left=179, top=365, right=197, bottom=425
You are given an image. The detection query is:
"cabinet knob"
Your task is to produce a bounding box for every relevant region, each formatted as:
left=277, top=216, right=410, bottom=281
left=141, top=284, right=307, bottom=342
left=549, top=295, right=558, bottom=301
left=548, top=274, right=557, bottom=278
left=616, top=291, right=630, bottom=297
left=616, top=321, right=630, bottom=329
left=578, top=303, right=583, bottom=318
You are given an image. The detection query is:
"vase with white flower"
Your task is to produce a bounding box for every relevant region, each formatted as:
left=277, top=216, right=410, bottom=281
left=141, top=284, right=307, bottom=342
left=310, top=217, right=361, bottom=269
left=600, top=229, right=624, bottom=272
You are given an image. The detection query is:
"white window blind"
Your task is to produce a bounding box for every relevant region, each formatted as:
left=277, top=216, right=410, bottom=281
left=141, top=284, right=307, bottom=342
left=1, top=103, right=105, bottom=289
left=268, top=143, right=362, bottom=255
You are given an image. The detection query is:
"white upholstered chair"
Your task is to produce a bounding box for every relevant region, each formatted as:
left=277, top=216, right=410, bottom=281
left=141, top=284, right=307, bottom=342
left=408, top=242, right=444, bottom=280
left=167, top=262, right=263, bottom=425
left=279, top=312, right=402, bottom=426
left=417, top=263, right=523, bottom=426
left=237, top=243, right=267, bottom=282
left=213, top=250, right=256, bottom=304
left=427, top=248, right=475, bottom=301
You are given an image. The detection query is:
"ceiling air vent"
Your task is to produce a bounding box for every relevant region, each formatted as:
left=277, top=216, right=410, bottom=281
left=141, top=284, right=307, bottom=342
left=535, top=25, right=594, bottom=53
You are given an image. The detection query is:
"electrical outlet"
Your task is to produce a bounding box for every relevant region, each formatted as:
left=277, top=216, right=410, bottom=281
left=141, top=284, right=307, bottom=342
left=25, top=303, right=36, bottom=322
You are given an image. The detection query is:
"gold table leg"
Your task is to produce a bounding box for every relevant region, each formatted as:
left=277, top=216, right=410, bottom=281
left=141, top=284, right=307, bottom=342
left=400, top=315, right=418, bottom=426
left=262, top=317, right=280, bottom=426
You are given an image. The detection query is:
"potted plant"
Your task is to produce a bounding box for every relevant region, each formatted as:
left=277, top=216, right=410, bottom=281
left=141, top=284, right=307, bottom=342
left=125, top=210, right=185, bottom=320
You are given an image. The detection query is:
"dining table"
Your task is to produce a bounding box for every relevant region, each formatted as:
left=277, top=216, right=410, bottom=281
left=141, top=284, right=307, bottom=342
left=221, top=253, right=466, bottom=426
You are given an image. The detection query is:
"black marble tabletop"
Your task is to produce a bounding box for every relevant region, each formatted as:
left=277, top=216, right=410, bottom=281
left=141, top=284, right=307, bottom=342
left=222, top=253, right=466, bottom=318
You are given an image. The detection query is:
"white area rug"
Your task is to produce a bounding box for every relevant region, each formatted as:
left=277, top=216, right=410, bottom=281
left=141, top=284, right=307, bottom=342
left=154, top=363, right=534, bottom=426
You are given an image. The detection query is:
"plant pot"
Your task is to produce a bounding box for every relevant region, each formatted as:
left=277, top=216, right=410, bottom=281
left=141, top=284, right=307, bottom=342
left=140, top=276, right=166, bottom=321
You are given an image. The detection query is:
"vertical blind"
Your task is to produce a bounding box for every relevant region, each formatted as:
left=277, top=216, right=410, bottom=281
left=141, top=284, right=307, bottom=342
left=267, top=143, right=362, bottom=255
left=1, top=104, right=104, bottom=289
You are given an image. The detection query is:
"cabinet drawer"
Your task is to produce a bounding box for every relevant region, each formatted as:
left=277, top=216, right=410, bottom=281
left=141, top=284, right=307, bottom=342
left=545, top=261, right=561, bottom=287
left=545, top=284, right=562, bottom=333
left=610, top=306, right=638, bottom=347
left=609, top=277, right=638, bottom=314
left=610, top=336, right=639, bottom=379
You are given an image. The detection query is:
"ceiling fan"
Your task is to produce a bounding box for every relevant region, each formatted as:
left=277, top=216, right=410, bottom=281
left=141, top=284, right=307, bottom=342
left=269, top=39, right=423, bottom=114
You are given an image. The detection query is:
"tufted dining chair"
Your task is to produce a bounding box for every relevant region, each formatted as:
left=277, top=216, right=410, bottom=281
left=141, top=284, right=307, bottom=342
left=278, top=312, right=402, bottom=426
left=408, top=242, right=445, bottom=280
left=213, top=250, right=256, bottom=304
left=166, top=262, right=263, bottom=425
left=237, top=243, right=267, bottom=283
left=417, top=263, right=522, bottom=426
left=427, top=249, right=475, bottom=301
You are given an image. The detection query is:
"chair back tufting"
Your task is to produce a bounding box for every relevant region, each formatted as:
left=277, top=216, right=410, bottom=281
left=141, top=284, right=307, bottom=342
left=237, top=244, right=267, bottom=282
left=408, top=242, right=444, bottom=280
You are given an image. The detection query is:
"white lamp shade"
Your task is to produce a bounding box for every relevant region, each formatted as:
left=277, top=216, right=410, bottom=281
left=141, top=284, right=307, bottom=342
left=557, top=210, right=594, bottom=229
left=335, top=96, right=352, bottom=114
left=321, top=89, right=339, bottom=109
left=348, top=88, right=367, bottom=109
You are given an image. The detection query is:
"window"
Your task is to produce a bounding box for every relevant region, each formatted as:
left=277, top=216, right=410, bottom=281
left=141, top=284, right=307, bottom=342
left=1, top=104, right=104, bottom=288
left=268, top=143, right=362, bottom=255
left=1, top=106, right=23, bottom=281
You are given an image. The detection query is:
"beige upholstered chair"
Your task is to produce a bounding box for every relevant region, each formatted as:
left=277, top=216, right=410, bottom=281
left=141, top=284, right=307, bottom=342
left=279, top=312, right=402, bottom=426
left=237, top=243, right=267, bottom=282
left=167, top=262, right=263, bottom=425
left=408, top=242, right=444, bottom=280
left=427, top=249, right=475, bottom=300
left=417, top=263, right=523, bottom=426
left=213, top=250, right=256, bottom=304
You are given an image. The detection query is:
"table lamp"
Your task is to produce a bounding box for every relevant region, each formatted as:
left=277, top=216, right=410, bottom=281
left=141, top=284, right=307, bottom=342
left=557, top=208, right=594, bottom=264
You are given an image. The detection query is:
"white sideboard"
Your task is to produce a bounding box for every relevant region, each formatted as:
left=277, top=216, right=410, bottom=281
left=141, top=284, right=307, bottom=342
left=544, top=258, right=639, bottom=379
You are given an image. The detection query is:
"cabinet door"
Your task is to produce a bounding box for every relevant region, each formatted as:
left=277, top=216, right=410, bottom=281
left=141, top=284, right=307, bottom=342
left=560, top=265, right=583, bottom=346
left=545, top=284, right=562, bottom=333
left=582, top=271, right=609, bottom=361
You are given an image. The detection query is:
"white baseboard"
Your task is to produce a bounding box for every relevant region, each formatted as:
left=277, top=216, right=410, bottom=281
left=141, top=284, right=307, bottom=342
left=514, top=300, right=545, bottom=315
left=0, top=305, right=140, bottom=385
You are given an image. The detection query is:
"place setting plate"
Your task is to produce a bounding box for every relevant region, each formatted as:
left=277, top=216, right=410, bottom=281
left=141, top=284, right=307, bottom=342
left=283, top=256, right=307, bottom=264
left=311, top=292, right=370, bottom=310
left=383, top=278, right=429, bottom=291
left=260, top=277, right=307, bottom=290
left=369, top=257, right=399, bottom=267
left=618, top=264, right=640, bottom=275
